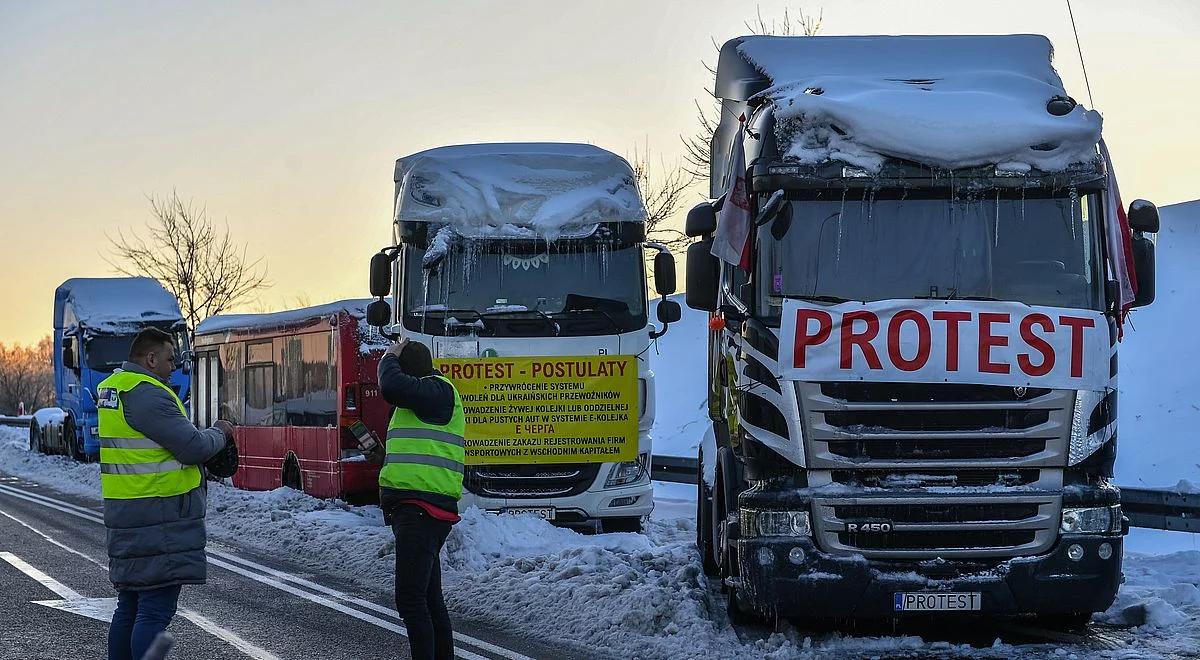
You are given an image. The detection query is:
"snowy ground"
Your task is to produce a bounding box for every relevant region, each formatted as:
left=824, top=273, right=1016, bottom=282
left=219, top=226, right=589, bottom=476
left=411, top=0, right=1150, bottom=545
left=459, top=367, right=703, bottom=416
left=2, top=427, right=1197, bottom=659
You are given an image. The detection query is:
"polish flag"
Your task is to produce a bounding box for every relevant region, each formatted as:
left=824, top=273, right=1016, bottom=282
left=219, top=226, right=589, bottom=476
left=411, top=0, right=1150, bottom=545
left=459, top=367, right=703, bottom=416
left=711, top=120, right=753, bottom=268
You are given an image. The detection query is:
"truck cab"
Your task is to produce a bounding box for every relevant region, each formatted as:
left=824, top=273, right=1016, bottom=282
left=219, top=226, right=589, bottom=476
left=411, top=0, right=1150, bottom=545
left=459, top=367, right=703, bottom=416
left=367, top=143, right=680, bottom=532
left=687, top=35, right=1159, bottom=621
left=32, top=277, right=190, bottom=460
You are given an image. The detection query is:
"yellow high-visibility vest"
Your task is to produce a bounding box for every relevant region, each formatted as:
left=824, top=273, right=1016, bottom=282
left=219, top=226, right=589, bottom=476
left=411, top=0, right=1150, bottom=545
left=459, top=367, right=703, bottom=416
left=379, top=375, right=465, bottom=500
left=96, top=370, right=201, bottom=500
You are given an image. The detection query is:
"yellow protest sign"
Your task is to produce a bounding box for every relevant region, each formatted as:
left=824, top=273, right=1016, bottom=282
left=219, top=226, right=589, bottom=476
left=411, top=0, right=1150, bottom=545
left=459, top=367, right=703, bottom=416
left=435, top=355, right=639, bottom=465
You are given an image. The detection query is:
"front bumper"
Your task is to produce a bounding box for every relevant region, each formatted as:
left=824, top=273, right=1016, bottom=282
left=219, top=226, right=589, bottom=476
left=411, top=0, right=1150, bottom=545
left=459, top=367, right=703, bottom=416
left=460, top=477, right=654, bottom=528
left=735, top=535, right=1123, bottom=618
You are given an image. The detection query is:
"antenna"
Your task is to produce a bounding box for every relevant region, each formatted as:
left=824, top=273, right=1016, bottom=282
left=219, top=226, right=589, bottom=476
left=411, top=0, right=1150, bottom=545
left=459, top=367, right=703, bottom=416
left=1066, top=0, right=1096, bottom=108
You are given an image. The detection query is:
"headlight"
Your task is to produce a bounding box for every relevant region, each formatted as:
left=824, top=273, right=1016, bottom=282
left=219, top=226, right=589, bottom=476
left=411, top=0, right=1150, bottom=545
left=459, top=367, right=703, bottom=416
left=741, top=509, right=812, bottom=538
left=1068, top=390, right=1107, bottom=465
left=605, top=452, right=648, bottom=487
left=1060, top=505, right=1121, bottom=534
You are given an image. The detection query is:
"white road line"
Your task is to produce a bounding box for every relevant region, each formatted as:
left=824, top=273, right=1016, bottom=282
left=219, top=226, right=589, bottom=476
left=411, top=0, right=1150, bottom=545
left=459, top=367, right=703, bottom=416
left=0, top=551, right=82, bottom=599
left=0, top=507, right=281, bottom=660
left=0, top=481, right=535, bottom=660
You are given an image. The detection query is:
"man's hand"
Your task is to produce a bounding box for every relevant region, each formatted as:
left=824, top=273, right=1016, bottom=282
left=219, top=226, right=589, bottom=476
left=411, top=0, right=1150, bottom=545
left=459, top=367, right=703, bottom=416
left=213, top=420, right=235, bottom=439
left=385, top=338, right=409, bottom=359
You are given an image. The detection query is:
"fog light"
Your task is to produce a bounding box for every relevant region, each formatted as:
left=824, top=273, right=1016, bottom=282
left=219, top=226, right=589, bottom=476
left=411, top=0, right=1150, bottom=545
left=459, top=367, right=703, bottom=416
left=787, top=547, right=806, bottom=565
left=1098, top=542, right=1113, bottom=560
left=756, top=547, right=773, bottom=566
left=1067, top=544, right=1085, bottom=561
left=609, top=496, right=637, bottom=508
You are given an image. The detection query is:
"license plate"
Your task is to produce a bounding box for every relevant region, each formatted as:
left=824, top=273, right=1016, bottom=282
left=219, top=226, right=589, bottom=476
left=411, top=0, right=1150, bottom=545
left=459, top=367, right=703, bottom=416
left=894, top=592, right=981, bottom=612
left=496, top=507, right=556, bottom=521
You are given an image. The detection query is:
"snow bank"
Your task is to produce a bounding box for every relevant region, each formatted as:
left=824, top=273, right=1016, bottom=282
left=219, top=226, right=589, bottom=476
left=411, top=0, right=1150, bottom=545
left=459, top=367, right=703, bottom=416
left=54, top=277, right=183, bottom=334
left=737, top=35, right=1101, bottom=171
left=394, top=143, right=647, bottom=240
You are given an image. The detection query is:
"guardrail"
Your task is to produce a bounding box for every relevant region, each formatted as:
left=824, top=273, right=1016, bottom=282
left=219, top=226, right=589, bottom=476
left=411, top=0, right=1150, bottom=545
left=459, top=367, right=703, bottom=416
left=650, top=454, right=1200, bottom=534
left=0, top=416, right=31, bottom=428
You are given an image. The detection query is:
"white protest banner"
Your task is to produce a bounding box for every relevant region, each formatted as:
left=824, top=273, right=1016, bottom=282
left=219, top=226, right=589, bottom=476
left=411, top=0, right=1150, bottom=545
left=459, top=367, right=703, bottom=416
left=778, top=299, right=1109, bottom=391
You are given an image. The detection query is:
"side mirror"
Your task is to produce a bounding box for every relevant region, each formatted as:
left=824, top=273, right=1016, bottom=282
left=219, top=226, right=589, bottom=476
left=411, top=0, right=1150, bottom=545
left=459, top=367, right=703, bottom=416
left=1128, top=200, right=1159, bottom=234
left=1131, top=235, right=1155, bottom=308
left=753, top=190, right=786, bottom=227
left=653, top=252, right=677, bottom=296
left=62, top=337, right=78, bottom=371
left=657, top=299, right=682, bottom=324
left=180, top=349, right=194, bottom=375
left=685, top=202, right=717, bottom=237
left=366, top=299, right=392, bottom=327
left=369, top=252, right=393, bottom=298
left=685, top=239, right=719, bottom=312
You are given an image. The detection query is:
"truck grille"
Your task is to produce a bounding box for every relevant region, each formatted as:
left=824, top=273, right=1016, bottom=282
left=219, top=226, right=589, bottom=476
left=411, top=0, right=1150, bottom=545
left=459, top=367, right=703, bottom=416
left=464, top=463, right=601, bottom=499
left=797, top=381, right=1072, bottom=559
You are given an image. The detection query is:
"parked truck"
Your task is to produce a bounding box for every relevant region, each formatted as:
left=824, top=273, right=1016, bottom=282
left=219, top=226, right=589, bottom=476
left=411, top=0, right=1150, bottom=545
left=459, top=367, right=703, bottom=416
left=686, top=35, right=1159, bottom=623
left=366, top=143, right=680, bottom=532
left=30, top=277, right=191, bottom=460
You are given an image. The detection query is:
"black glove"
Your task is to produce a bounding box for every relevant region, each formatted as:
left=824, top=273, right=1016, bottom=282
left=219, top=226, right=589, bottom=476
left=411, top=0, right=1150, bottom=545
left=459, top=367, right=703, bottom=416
left=205, top=434, right=239, bottom=479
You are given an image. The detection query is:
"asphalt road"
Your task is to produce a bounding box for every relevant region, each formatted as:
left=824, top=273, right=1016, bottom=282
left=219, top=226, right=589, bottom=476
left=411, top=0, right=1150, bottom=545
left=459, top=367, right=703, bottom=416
left=0, top=473, right=577, bottom=660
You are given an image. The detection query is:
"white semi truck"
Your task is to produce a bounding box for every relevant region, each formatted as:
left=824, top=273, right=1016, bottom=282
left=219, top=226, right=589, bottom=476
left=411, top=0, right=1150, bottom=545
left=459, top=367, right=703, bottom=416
left=366, top=143, right=680, bottom=532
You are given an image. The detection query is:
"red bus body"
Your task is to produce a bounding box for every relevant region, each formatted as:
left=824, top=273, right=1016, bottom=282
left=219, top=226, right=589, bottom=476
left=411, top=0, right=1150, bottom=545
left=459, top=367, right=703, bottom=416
left=191, top=301, right=390, bottom=500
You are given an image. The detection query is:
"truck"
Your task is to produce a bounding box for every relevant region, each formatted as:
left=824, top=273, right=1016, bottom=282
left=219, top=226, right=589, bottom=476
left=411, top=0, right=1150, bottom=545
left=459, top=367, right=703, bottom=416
left=30, top=277, right=191, bottom=461
left=365, top=143, right=680, bottom=532
left=685, top=35, right=1159, bottom=623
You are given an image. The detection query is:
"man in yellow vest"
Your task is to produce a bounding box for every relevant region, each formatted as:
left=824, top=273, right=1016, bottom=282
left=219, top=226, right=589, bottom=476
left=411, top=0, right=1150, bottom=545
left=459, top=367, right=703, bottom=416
left=97, top=327, right=232, bottom=660
left=376, top=338, right=464, bottom=660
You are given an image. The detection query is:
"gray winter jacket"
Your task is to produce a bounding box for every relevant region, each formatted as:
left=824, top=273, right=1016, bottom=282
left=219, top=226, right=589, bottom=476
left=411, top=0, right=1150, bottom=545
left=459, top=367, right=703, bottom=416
left=103, top=361, right=225, bottom=591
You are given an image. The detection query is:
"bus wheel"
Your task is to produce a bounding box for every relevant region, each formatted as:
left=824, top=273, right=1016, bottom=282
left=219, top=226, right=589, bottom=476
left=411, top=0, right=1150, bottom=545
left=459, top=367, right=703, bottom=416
left=282, top=456, right=303, bottom=491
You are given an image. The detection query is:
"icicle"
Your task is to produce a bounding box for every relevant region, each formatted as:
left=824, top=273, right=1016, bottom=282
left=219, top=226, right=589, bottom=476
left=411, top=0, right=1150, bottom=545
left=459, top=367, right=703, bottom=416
left=994, top=189, right=1001, bottom=248
left=421, top=268, right=431, bottom=335
left=836, top=188, right=847, bottom=270
left=1068, top=186, right=1079, bottom=240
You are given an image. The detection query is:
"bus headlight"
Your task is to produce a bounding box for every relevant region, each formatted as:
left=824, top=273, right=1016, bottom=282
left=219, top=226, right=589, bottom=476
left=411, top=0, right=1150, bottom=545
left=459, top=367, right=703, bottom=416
left=1068, top=390, right=1106, bottom=465
left=606, top=452, right=649, bottom=487
left=1060, top=505, right=1121, bottom=534
left=741, top=509, right=812, bottom=538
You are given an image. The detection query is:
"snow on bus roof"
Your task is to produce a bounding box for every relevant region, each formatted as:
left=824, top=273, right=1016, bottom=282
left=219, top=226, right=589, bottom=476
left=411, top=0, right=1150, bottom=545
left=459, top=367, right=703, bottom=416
left=393, top=143, right=647, bottom=240
left=195, top=299, right=377, bottom=336
left=54, top=277, right=184, bottom=333
left=735, top=34, right=1102, bottom=172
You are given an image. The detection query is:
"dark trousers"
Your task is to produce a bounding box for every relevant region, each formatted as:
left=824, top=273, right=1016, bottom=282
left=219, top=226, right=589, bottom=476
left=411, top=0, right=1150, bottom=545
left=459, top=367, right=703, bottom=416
left=391, top=505, right=454, bottom=660
left=108, top=585, right=182, bottom=660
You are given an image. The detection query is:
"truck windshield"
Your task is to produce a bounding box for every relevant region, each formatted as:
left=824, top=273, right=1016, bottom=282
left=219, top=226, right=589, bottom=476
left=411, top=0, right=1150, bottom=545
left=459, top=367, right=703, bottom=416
left=401, top=242, right=647, bottom=336
left=85, top=335, right=136, bottom=371
left=758, top=191, right=1103, bottom=316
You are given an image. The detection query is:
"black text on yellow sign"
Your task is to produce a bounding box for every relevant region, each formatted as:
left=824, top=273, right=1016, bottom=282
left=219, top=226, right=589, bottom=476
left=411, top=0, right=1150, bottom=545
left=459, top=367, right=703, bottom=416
left=435, top=355, right=639, bottom=465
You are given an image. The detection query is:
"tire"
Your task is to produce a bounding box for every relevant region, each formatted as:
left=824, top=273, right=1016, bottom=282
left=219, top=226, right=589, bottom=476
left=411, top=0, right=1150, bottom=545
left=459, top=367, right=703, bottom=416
left=63, top=416, right=84, bottom=461
left=601, top=517, right=644, bottom=534
left=29, top=423, right=41, bottom=454
left=282, top=456, right=303, bottom=491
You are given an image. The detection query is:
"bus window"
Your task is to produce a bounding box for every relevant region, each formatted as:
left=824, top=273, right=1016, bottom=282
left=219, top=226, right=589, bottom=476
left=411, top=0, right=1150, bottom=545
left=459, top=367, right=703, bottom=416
left=245, top=341, right=274, bottom=426
left=219, top=342, right=244, bottom=424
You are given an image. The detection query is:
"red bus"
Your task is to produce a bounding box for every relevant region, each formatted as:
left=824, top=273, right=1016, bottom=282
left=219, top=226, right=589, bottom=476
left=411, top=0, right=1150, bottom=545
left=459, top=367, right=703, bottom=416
left=191, top=300, right=390, bottom=500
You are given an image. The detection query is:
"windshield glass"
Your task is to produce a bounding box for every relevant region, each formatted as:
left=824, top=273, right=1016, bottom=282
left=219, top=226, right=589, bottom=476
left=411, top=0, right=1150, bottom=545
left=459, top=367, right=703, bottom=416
left=402, top=241, right=646, bottom=336
left=85, top=335, right=136, bottom=371
left=758, top=191, right=1103, bottom=316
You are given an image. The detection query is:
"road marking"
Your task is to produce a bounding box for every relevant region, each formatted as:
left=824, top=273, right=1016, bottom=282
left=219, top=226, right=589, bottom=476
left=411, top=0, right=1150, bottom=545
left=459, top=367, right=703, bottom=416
left=1, top=551, right=82, bottom=598
left=0, top=502, right=283, bottom=660
left=0, top=481, right=535, bottom=660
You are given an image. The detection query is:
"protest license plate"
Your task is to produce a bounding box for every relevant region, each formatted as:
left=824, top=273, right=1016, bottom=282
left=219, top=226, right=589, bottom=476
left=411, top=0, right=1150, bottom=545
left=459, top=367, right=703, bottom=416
left=497, top=507, right=556, bottom=521
left=893, top=592, right=981, bottom=612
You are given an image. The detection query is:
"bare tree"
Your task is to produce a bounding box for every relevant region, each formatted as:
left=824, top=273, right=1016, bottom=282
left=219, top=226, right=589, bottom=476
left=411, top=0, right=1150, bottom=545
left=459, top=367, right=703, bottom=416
left=682, top=6, right=823, bottom=183
left=629, top=142, right=694, bottom=251
left=0, top=337, right=54, bottom=414
left=108, top=191, right=270, bottom=334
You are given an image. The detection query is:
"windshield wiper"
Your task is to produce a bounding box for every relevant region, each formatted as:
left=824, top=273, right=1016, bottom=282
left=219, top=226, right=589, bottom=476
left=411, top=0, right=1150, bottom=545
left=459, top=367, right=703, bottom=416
left=552, top=308, right=623, bottom=333
left=407, top=308, right=483, bottom=321
left=480, top=309, right=560, bottom=336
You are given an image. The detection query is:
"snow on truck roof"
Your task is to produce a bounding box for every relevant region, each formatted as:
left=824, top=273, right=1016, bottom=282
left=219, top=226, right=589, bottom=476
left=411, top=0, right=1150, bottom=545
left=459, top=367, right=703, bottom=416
left=54, top=277, right=184, bottom=333
left=730, top=34, right=1102, bottom=172
left=195, top=298, right=377, bottom=336
left=393, top=143, right=647, bottom=239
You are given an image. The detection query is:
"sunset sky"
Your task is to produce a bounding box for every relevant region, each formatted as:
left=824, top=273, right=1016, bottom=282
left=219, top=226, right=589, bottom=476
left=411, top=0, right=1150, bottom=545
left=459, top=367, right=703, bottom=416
left=2, top=0, right=1196, bottom=344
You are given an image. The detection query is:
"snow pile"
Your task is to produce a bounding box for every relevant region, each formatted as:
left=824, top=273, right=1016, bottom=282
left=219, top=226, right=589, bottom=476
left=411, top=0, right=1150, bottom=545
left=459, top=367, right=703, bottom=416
left=1117, top=200, right=1200, bottom=491
left=1098, top=551, right=1200, bottom=634
left=55, top=277, right=184, bottom=334
left=737, top=35, right=1102, bottom=172
left=394, top=143, right=647, bottom=240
